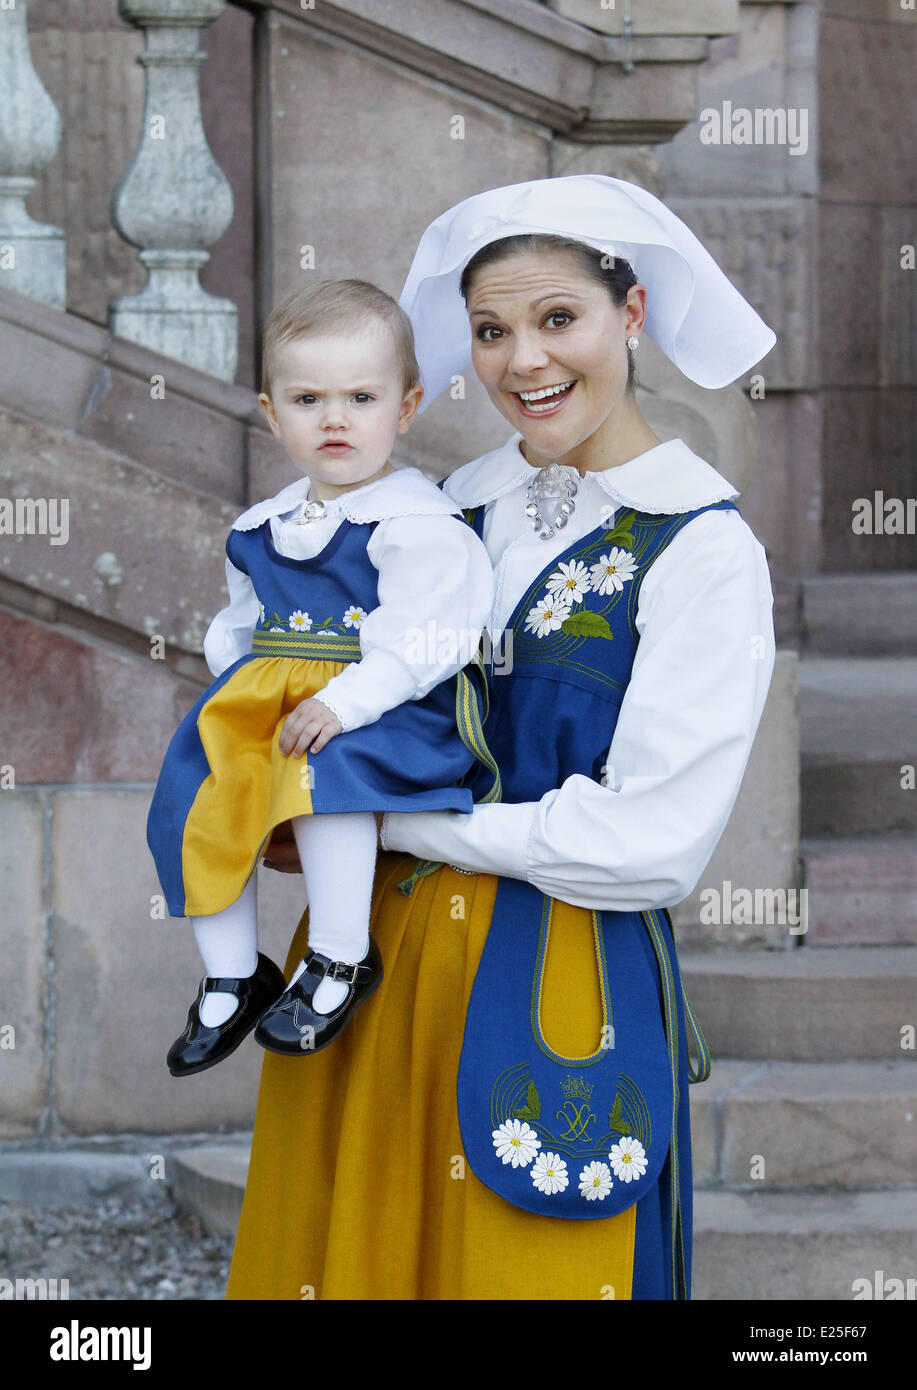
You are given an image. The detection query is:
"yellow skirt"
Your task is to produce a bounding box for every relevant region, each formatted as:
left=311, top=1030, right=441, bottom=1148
left=178, top=657, right=347, bottom=918
left=225, top=852, right=636, bottom=1300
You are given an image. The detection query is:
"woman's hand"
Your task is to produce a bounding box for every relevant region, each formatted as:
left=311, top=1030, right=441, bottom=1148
left=262, top=819, right=302, bottom=874
left=279, top=696, right=343, bottom=757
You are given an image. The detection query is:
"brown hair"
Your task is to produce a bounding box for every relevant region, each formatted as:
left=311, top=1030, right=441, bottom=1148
left=460, top=234, right=640, bottom=391
left=260, top=279, right=420, bottom=401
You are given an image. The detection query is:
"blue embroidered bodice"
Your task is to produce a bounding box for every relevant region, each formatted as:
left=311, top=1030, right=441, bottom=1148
left=227, top=517, right=381, bottom=637
left=460, top=499, right=739, bottom=803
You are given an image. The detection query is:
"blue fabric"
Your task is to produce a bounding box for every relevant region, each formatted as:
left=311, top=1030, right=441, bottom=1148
left=455, top=499, right=737, bottom=1297
left=457, top=876, right=675, bottom=1220
left=147, top=516, right=478, bottom=916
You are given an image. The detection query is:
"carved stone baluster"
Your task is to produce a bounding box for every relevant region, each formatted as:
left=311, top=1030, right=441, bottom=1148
left=110, top=0, right=237, bottom=380
left=0, top=0, right=65, bottom=307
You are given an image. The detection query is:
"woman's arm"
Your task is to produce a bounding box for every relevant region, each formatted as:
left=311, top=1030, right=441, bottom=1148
left=381, top=507, right=776, bottom=912
left=312, top=513, right=493, bottom=732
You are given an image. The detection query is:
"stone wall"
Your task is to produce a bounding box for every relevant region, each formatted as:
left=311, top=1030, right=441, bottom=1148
left=0, top=0, right=805, bottom=1138
left=651, top=0, right=916, bottom=590
left=816, top=0, right=916, bottom=572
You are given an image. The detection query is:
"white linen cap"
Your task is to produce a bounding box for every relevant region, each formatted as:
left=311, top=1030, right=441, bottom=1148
left=399, top=174, right=777, bottom=410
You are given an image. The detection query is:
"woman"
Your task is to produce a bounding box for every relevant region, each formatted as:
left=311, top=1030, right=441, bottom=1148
left=225, top=175, right=777, bottom=1301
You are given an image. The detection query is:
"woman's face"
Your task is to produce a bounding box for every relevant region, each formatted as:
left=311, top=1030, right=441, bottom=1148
left=465, top=247, right=645, bottom=461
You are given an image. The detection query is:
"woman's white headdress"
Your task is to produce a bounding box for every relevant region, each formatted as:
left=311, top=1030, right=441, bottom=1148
left=399, top=174, right=776, bottom=411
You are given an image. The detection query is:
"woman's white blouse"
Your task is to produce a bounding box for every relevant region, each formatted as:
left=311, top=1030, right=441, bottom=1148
left=380, top=433, right=776, bottom=914
left=201, top=466, right=494, bottom=735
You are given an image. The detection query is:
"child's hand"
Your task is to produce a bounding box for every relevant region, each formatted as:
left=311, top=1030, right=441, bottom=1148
left=280, top=697, right=343, bottom=758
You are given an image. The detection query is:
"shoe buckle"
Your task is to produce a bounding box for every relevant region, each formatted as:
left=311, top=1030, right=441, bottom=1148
left=329, top=960, right=359, bottom=984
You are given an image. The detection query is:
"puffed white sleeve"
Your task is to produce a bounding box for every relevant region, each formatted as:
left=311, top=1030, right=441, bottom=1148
left=312, top=513, right=494, bottom=733
left=202, top=556, right=261, bottom=679
left=380, top=508, right=776, bottom=912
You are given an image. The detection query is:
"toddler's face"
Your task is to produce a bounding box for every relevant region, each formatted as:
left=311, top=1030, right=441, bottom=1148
left=259, top=319, right=422, bottom=498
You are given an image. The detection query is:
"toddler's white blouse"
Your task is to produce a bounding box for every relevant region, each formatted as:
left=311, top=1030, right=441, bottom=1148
left=201, top=465, right=494, bottom=735
left=381, top=433, right=777, bottom=914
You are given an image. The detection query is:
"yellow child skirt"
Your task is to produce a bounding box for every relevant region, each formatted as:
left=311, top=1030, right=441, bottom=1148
left=225, top=852, right=637, bottom=1300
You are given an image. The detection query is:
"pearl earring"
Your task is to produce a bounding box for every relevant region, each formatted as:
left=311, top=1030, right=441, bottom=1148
left=626, top=335, right=640, bottom=351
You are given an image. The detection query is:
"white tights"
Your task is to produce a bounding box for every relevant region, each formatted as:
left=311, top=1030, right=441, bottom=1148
left=191, top=810, right=377, bottom=1025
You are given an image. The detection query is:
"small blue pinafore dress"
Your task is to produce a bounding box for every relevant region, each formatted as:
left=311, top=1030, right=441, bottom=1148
left=147, top=515, right=498, bottom=920
left=397, top=496, right=736, bottom=1299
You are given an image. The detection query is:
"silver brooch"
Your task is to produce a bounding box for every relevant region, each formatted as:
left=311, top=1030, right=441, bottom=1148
left=295, top=499, right=327, bottom=525
left=524, top=462, right=577, bottom=540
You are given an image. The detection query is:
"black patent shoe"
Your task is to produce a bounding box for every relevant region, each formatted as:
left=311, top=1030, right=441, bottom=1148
left=167, top=952, right=287, bottom=1077
left=254, top=941, right=383, bottom=1056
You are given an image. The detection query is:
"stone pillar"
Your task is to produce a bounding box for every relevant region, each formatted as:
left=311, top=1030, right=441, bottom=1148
left=0, top=0, right=65, bottom=307
left=109, top=0, right=237, bottom=381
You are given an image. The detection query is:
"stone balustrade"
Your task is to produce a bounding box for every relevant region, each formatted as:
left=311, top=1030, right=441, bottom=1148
left=1, top=0, right=748, bottom=384
left=110, top=0, right=238, bottom=380
left=0, top=0, right=239, bottom=379
left=0, top=0, right=65, bottom=307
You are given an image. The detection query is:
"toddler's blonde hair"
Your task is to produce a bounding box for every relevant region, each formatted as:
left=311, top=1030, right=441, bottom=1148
left=260, top=279, right=420, bottom=402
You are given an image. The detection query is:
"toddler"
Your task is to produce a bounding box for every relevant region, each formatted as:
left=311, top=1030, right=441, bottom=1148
left=147, top=279, right=496, bottom=1072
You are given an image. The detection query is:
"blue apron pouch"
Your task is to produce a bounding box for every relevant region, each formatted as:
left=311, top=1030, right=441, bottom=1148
left=456, top=876, right=675, bottom=1219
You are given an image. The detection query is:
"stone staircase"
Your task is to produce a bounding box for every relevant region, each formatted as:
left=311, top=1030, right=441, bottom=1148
left=5, top=284, right=913, bottom=1298
left=680, top=573, right=917, bottom=1299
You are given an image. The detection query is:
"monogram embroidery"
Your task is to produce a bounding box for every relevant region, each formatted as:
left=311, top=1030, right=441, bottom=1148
left=491, top=1067, right=647, bottom=1200
left=489, top=1064, right=652, bottom=1202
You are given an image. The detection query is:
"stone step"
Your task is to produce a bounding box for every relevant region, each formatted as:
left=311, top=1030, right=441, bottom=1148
left=801, top=835, right=917, bottom=945
left=169, top=1058, right=917, bottom=1239
left=680, top=946, right=917, bottom=1060
left=170, top=1138, right=917, bottom=1299
left=169, top=1143, right=249, bottom=1240
left=799, top=658, right=917, bottom=835
left=802, top=573, right=917, bottom=657
left=690, top=1060, right=917, bottom=1189
left=692, top=1189, right=917, bottom=1300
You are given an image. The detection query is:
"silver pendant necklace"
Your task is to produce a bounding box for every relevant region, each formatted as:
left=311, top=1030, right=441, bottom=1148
left=524, top=462, right=578, bottom=540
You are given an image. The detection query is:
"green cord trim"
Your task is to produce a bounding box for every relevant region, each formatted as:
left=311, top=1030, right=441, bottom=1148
left=251, top=628, right=362, bottom=658
left=395, top=649, right=502, bottom=896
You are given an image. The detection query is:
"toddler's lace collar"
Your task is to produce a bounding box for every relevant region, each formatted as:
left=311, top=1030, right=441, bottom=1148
left=231, top=464, right=463, bottom=531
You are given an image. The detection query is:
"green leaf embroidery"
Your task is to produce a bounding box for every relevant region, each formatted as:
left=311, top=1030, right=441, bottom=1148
left=560, top=610, right=613, bottom=640
left=514, top=1079, right=541, bottom=1123
left=609, top=1093, right=630, bottom=1135
left=602, top=508, right=637, bottom=550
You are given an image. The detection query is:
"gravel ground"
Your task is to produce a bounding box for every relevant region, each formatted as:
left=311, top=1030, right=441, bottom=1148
left=0, top=1195, right=233, bottom=1300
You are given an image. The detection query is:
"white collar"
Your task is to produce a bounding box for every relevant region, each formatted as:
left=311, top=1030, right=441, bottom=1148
left=443, top=432, right=738, bottom=516
left=232, top=464, right=462, bottom=531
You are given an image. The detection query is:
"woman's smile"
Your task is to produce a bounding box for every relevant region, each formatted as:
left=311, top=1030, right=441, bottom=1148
left=510, top=378, right=578, bottom=417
